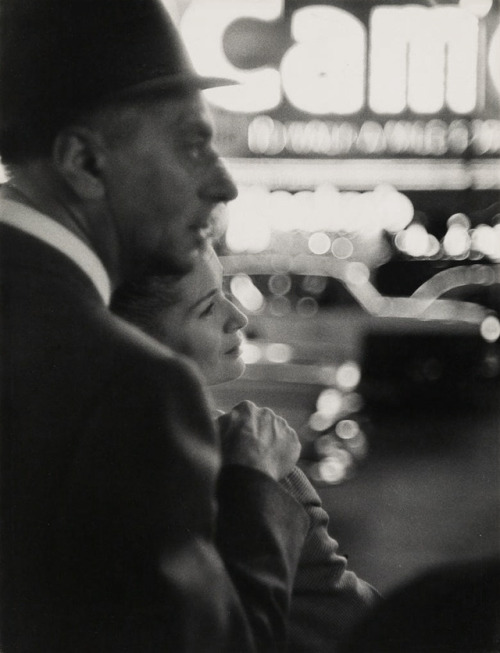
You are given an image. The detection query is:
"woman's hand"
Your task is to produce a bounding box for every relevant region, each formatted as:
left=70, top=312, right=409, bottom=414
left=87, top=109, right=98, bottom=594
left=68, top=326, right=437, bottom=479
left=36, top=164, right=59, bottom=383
left=217, top=400, right=301, bottom=481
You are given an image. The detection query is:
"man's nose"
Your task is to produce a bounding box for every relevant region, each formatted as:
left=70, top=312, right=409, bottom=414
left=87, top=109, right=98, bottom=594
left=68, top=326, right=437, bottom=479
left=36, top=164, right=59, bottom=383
left=200, top=158, right=238, bottom=204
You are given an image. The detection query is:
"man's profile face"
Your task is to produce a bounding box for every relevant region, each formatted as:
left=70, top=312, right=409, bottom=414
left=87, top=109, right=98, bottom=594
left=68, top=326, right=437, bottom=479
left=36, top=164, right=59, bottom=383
left=99, top=91, right=237, bottom=278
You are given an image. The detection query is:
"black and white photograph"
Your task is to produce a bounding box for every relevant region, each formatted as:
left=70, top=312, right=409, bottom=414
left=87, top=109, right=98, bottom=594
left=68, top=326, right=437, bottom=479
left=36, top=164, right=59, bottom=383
left=1, top=0, right=499, bottom=651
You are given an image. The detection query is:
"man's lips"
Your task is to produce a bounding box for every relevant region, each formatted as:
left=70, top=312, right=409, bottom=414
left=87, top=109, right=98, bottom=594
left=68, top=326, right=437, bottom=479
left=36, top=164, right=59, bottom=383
left=188, top=223, right=212, bottom=249
left=190, top=223, right=210, bottom=234
left=190, top=205, right=225, bottom=238
left=189, top=223, right=213, bottom=245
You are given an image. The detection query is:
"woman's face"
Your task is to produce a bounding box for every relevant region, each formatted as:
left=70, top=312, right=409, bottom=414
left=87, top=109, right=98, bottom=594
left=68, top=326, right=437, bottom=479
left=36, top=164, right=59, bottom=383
left=156, top=251, right=248, bottom=385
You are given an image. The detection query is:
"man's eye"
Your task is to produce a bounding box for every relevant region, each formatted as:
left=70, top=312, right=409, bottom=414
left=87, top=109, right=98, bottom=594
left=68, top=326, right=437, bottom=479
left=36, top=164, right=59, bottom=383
left=199, top=302, right=215, bottom=318
left=186, top=140, right=209, bottom=161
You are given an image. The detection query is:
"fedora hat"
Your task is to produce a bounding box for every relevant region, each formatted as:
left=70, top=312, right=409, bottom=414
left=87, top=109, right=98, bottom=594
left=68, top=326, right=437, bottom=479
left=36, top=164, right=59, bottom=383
left=0, top=0, right=234, bottom=162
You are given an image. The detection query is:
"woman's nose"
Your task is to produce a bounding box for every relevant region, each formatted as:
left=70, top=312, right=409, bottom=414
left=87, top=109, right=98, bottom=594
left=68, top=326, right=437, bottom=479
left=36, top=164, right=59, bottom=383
left=224, top=300, right=248, bottom=333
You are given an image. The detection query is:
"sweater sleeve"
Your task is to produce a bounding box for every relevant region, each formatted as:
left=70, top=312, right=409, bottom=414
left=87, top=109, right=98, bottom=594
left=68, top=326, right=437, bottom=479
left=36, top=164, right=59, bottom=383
left=217, top=465, right=310, bottom=653
left=280, top=467, right=380, bottom=653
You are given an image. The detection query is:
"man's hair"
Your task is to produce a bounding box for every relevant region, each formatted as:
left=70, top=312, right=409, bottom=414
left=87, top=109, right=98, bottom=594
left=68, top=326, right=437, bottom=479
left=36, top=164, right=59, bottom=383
left=0, top=87, right=196, bottom=166
left=1, top=98, right=147, bottom=166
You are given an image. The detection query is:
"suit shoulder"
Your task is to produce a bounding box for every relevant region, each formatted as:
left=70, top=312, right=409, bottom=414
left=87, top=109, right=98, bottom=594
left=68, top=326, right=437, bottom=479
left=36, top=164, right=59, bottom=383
left=99, top=309, right=215, bottom=414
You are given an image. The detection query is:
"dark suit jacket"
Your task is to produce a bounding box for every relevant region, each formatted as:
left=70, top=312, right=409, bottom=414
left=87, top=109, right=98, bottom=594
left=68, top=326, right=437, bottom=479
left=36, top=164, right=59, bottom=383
left=0, top=217, right=309, bottom=653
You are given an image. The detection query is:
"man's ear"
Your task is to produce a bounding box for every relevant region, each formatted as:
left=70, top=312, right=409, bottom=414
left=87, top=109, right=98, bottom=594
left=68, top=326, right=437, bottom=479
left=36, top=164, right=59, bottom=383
left=52, top=127, right=107, bottom=200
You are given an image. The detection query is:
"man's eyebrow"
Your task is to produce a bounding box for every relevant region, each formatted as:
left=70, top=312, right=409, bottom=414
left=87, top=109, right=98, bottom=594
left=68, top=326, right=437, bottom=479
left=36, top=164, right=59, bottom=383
left=190, top=288, right=218, bottom=311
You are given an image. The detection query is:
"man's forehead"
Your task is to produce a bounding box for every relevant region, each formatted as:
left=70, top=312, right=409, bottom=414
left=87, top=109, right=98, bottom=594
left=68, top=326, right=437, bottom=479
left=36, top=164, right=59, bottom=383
left=148, top=92, right=213, bottom=129
left=88, top=91, right=210, bottom=136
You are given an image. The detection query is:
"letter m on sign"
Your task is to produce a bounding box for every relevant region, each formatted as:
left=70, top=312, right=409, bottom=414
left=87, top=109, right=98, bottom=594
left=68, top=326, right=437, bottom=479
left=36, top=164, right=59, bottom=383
left=369, top=5, right=478, bottom=115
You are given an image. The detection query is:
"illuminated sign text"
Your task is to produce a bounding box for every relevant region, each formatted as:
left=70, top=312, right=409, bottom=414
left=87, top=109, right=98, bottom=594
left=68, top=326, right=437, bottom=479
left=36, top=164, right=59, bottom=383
left=181, top=1, right=493, bottom=116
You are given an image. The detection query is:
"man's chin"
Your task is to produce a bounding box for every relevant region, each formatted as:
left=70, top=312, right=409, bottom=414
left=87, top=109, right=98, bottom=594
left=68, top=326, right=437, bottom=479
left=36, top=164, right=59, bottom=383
left=145, top=248, right=200, bottom=276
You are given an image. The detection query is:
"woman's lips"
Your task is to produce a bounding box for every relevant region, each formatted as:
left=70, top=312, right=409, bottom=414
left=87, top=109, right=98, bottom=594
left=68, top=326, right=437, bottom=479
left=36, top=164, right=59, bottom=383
left=224, top=338, right=243, bottom=356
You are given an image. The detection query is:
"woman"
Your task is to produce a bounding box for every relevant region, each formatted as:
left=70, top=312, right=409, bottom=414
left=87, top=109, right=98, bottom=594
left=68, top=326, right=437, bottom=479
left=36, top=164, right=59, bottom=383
left=112, top=247, right=248, bottom=390
left=111, top=247, right=379, bottom=652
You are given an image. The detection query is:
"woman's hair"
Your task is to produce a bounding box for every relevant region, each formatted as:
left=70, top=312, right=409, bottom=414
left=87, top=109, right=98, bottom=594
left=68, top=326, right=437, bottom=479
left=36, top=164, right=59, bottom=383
left=111, top=274, right=183, bottom=339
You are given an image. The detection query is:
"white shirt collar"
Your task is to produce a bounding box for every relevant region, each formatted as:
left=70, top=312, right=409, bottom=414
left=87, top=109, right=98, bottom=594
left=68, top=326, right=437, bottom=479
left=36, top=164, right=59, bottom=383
left=0, top=198, right=111, bottom=305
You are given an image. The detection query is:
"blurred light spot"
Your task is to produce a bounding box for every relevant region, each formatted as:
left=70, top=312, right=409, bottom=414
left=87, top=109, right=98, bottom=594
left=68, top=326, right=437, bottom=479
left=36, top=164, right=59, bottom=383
left=269, top=296, right=292, bottom=316
left=472, top=225, right=499, bottom=259
left=316, top=388, right=343, bottom=418
left=343, top=431, right=368, bottom=458
left=297, top=296, right=319, bottom=317
left=268, top=273, right=292, bottom=296
left=481, top=351, right=500, bottom=377
left=335, top=419, right=360, bottom=440
left=225, top=193, right=271, bottom=253
left=447, top=213, right=471, bottom=229
left=394, top=230, right=406, bottom=253
left=269, top=191, right=295, bottom=232
left=480, top=316, right=500, bottom=342
left=331, top=237, right=354, bottom=259
left=426, top=234, right=441, bottom=257
left=230, top=274, right=264, bottom=313
left=317, top=451, right=352, bottom=484
left=266, top=343, right=292, bottom=363
left=376, top=188, right=414, bottom=233
left=309, top=411, right=336, bottom=432
left=443, top=225, right=471, bottom=258
left=301, top=275, right=328, bottom=295
left=401, top=224, right=432, bottom=257
left=336, top=361, right=361, bottom=390
left=308, top=232, right=331, bottom=255
left=345, top=262, right=370, bottom=285
left=240, top=343, right=262, bottom=364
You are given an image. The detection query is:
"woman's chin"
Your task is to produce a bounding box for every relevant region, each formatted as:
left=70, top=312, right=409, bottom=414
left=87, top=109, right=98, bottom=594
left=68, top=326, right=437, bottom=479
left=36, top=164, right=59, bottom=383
left=207, top=359, right=246, bottom=386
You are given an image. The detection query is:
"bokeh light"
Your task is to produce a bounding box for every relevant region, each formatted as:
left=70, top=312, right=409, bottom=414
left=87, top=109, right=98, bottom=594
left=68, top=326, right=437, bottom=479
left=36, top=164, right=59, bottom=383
left=336, top=361, right=361, bottom=391
left=331, top=237, right=354, bottom=259
left=308, top=232, right=331, bottom=255
left=297, top=297, right=319, bottom=317
left=240, top=342, right=262, bottom=365
left=230, top=274, right=265, bottom=312
left=316, top=387, right=343, bottom=418
left=480, top=316, right=500, bottom=343
left=266, top=343, right=293, bottom=363
left=443, top=224, right=471, bottom=258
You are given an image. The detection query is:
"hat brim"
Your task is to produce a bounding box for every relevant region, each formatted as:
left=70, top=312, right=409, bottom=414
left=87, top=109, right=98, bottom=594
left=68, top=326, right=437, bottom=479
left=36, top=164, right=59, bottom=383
left=109, top=73, right=238, bottom=103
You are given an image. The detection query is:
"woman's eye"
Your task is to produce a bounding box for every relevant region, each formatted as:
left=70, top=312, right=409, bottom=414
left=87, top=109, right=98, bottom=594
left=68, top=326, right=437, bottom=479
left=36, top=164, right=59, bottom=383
left=199, top=302, right=215, bottom=318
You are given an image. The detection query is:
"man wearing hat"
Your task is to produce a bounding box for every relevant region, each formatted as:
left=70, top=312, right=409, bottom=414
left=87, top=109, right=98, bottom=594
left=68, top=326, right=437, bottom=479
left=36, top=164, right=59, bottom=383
left=0, top=1, right=310, bottom=650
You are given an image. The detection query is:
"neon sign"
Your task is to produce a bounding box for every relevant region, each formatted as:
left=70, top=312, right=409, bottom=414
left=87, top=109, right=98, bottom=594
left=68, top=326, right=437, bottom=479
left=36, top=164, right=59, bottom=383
left=180, top=1, right=497, bottom=116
